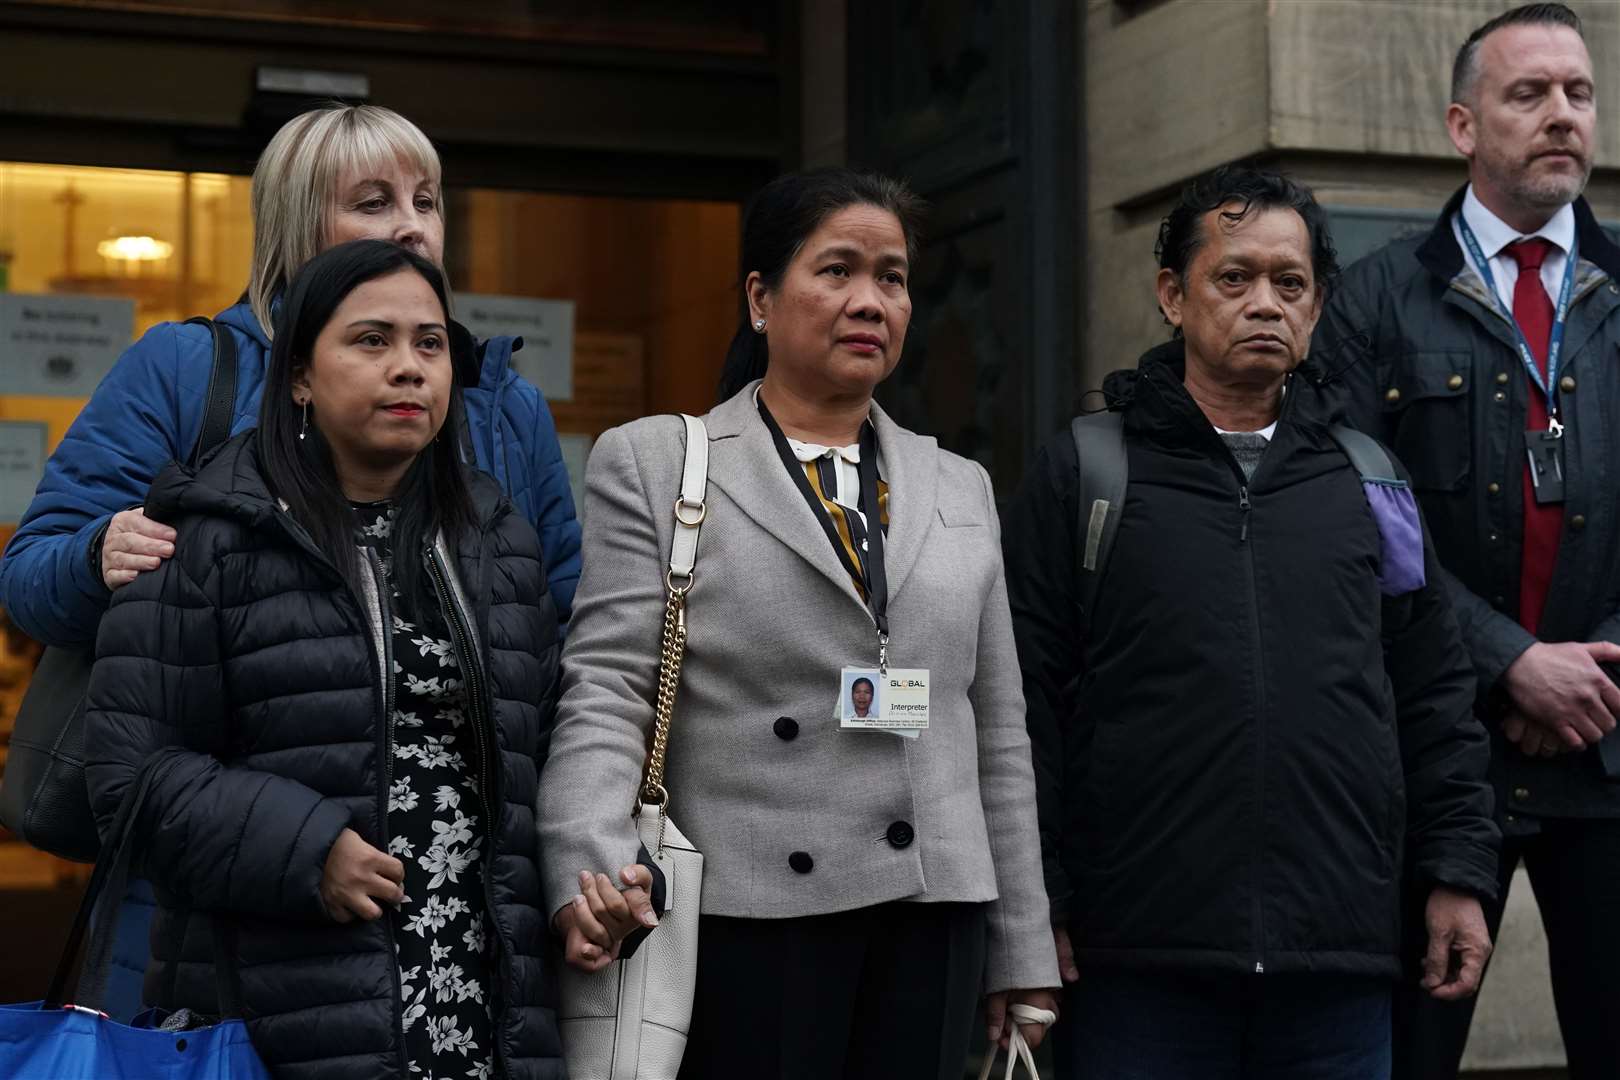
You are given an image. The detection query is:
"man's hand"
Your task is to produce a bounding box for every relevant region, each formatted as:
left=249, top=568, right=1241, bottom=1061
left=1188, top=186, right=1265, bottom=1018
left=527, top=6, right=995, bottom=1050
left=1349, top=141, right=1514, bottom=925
left=1502, top=710, right=1579, bottom=758
left=101, top=508, right=176, bottom=590
left=320, top=828, right=406, bottom=923
left=1421, top=886, right=1492, bottom=1001
left=985, top=987, right=1060, bottom=1052
left=555, top=865, right=658, bottom=973
left=1501, top=641, right=1620, bottom=749
left=1053, top=924, right=1080, bottom=983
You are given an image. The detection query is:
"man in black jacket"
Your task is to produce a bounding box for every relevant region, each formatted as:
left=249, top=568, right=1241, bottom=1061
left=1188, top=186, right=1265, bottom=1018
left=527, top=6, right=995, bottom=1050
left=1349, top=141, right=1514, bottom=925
left=1313, top=6, right=1620, bottom=1077
left=1006, top=166, right=1499, bottom=1079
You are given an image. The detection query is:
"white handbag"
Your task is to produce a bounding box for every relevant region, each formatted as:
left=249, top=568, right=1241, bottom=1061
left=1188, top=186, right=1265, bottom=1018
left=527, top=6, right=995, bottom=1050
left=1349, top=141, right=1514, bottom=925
left=559, top=414, right=709, bottom=1080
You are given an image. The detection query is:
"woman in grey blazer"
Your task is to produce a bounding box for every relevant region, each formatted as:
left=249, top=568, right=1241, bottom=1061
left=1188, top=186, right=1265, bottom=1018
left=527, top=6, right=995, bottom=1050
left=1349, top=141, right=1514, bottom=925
left=539, top=168, right=1060, bottom=1078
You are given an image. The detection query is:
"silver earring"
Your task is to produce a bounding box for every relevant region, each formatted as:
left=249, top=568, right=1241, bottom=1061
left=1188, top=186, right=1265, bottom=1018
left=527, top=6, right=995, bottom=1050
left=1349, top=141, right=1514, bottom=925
left=299, top=400, right=308, bottom=441
left=753, top=318, right=766, bottom=333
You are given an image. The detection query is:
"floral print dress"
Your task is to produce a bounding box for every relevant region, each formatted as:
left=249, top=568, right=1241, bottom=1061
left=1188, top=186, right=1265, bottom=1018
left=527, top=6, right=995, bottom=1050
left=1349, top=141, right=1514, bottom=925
left=356, top=503, right=496, bottom=1080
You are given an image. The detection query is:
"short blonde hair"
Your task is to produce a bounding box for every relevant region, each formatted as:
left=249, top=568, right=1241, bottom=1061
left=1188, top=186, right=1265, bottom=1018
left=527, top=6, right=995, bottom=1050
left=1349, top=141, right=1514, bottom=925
left=247, top=104, right=443, bottom=338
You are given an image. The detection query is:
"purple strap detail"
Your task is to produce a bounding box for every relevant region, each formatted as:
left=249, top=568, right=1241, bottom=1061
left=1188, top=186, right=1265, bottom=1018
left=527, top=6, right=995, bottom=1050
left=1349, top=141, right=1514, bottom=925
left=1363, top=482, right=1425, bottom=596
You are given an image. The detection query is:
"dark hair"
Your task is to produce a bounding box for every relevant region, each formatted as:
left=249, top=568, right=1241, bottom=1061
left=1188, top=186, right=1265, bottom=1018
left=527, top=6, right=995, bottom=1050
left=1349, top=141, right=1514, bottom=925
left=717, top=167, right=925, bottom=402
left=851, top=677, right=874, bottom=694
left=1154, top=165, right=1339, bottom=330
left=1452, top=3, right=1582, bottom=104
left=258, top=238, right=474, bottom=618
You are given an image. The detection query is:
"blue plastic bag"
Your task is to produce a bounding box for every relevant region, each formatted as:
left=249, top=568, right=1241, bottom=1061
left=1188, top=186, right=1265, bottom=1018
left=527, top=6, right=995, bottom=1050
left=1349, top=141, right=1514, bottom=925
left=0, top=753, right=271, bottom=1079
left=0, top=1002, right=270, bottom=1079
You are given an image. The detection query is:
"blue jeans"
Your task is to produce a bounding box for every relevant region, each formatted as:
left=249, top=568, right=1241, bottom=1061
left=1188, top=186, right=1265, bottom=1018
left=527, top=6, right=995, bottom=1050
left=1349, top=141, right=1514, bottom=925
left=1054, top=969, right=1392, bottom=1080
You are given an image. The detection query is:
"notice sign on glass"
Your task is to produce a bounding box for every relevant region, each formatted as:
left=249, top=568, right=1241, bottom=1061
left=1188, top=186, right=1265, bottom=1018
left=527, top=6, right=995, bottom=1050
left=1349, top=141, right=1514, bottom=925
left=455, top=294, right=575, bottom=402
left=0, top=294, right=136, bottom=397
left=0, top=421, right=46, bottom=522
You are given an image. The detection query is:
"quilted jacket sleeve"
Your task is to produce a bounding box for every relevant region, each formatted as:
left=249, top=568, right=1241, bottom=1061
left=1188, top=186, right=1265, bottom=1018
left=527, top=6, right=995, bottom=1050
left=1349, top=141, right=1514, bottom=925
left=0, top=322, right=203, bottom=647
left=516, top=371, right=582, bottom=627
left=84, top=532, right=351, bottom=922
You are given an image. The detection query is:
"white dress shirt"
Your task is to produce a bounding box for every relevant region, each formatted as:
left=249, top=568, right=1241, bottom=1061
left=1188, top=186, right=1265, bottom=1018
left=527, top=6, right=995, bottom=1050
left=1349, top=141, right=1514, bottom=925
left=1451, top=185, right=1576, bottom=310
left=785, top=435, right=886, bottom=540
left=1214, top=421, right=1278, bottom=441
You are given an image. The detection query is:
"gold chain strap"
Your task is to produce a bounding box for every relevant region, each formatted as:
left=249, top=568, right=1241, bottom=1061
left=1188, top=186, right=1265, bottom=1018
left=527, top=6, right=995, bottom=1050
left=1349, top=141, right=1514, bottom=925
left=639, top=576, right=690, bottom=810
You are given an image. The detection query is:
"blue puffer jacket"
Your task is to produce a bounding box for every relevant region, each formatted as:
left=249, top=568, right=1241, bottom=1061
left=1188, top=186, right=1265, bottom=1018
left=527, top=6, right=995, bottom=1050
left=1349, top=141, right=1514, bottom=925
left=0, top=301, right=581, bottom=646
left=0, top=301, right=581, bottom=1021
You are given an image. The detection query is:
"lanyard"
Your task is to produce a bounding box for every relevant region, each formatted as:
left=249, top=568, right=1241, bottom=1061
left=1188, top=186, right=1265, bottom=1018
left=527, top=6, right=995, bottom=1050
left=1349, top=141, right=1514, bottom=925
left=1456, top=214, right=1577, bottom=427
left=759, top=400, right=891, bottom=669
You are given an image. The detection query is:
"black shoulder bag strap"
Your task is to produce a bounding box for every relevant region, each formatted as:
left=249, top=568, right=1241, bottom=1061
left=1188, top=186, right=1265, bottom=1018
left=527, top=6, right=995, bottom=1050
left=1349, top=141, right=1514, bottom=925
left=182, top=317, right=240, bottom=468
left=44, top=749, right=244, bottom=1018
left=43, top=750, right=175, bottom=1010
left=1070, top=411, right=1129, bottom=628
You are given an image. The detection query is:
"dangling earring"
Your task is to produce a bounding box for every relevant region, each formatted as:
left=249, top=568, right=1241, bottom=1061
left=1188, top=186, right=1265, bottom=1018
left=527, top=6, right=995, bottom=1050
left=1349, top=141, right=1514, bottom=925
left=299, top=400, right=309, bottom=442
left=753, top=318, right=766, bottom=333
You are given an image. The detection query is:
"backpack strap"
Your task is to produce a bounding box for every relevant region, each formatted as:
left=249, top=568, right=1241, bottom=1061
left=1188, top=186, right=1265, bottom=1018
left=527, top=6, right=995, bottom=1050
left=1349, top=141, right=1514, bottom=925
left=1327, top=423, right=1401, bottom=485
left=183, top=316, right=240, bottom=468
left=1330, top=423, right=1427, bottom=595
left=1070, top=410, right=1128, bottom=624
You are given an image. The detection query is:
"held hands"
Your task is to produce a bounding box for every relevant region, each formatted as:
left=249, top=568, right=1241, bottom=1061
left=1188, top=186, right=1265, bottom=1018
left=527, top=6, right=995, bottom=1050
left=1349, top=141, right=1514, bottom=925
left=985, top=987, right=1060, bottom=1053
left=101, top=508, right=177, bottom=590
left=556, top=865, right=659, bottom=973
left=1501, top=641, right=1620, bottom=752
left=320, top=828, right=406, bottom=923
left=1421, top=886, right=1492, bottom=1001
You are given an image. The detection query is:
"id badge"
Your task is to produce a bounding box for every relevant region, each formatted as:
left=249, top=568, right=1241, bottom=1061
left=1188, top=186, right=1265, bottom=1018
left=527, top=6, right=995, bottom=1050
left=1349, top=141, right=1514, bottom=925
left=837, top=666, right=930, bottom=738
left=1525, top=430, right=1566, bottom=505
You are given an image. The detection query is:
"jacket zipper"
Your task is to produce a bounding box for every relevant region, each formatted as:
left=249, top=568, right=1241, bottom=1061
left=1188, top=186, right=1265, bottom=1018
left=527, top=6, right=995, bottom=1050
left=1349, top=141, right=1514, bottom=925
left=425, top=538, right=508, bottom=1078
left=1213, top=447, right=1267, bottom=974
left=1238, top=494, right=1268, bottom=974
left=358, top=545, right=410, bottom=1076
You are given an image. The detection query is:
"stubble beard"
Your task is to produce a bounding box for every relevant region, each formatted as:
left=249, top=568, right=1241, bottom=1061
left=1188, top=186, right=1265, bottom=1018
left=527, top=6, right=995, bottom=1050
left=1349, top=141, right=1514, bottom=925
left=1480, top=145, right=1590, bottom=217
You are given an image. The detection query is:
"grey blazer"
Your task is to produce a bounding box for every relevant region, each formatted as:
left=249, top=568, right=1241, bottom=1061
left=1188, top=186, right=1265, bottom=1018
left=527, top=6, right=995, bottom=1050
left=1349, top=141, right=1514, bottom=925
left=538, top=382, right=1059, bottom=992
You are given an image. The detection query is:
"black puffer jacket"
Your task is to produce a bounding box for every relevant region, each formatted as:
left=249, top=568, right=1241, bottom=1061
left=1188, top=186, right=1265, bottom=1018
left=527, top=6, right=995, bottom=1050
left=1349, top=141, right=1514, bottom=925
left=84, top=431, right=563, bottom=1080
left=1005, top=342, right=1500, bottom=978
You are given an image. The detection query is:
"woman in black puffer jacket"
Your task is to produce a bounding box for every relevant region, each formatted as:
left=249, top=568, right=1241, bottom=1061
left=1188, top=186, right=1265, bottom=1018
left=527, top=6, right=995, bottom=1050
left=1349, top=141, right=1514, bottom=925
left=85, top=240, right=564, bottom=1080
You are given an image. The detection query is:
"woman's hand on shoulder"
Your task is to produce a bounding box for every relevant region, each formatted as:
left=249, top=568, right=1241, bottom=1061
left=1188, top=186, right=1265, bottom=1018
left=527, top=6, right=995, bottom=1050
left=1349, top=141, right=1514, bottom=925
left=101, top=508, right=176, bottom=590
left=319, top=828, right=406, bottom=923
left=984, top=986, right=1060, bottom=1052
left=555, top=864, right=659, bottom=973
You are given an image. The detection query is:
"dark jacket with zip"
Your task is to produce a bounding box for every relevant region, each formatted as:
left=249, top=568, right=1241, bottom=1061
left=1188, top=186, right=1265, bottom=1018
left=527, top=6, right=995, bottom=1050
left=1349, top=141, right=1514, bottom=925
left=1315, top=188, right=1620, bottom=824
left=83, top=430, right=563, bottom=1080
left=1004, top=341, right=1498, bottom=978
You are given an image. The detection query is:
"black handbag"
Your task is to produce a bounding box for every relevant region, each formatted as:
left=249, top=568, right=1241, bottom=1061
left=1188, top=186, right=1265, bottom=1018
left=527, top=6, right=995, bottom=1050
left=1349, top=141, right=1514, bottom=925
left=0, top=317, right=239, bottom=861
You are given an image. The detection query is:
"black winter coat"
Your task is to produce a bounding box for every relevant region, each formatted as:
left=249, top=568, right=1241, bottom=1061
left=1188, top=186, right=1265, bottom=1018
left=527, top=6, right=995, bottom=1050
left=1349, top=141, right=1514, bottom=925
left=1004, top=342, right=1499, bottom=978
left=84, top=431, right=564, bottom=1080
left=1315, top=188, right=1620, bottom=823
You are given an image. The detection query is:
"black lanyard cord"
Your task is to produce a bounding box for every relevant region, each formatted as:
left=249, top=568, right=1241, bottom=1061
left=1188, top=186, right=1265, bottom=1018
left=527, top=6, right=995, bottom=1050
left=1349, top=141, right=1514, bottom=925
left=758, top=398, right=890, bottom=641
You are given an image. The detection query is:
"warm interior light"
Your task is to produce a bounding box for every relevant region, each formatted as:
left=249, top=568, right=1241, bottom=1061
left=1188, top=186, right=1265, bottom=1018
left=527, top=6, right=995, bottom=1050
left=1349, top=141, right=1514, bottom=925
left=96, top=235, right=173, bottom=262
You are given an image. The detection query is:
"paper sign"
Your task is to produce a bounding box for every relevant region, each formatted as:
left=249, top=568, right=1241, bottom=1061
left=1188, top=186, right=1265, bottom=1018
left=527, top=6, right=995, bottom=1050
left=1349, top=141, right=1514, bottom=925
left=0, top=294, right=135, bottom=397
left=455, top=294, right=574, bottom=401
left=0, top=421, right=47, bottom=522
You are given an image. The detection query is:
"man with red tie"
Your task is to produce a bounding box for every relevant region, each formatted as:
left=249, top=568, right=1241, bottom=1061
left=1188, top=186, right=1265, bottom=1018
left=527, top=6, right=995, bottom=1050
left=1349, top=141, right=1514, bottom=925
left=1316, top=5, right=1620, bottom=1078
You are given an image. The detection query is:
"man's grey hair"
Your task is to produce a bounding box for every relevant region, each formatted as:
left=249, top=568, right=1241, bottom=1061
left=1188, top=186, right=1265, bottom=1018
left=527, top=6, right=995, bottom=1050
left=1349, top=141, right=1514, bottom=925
left=1451, top=2, right=1584, bottom=105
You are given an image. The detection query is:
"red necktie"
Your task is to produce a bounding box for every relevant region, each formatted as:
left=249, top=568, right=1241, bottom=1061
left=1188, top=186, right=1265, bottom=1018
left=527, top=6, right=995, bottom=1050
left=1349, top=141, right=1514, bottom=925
left=1507, top=238, right=1559, bottom=635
